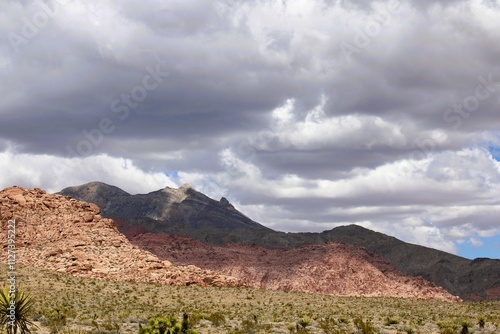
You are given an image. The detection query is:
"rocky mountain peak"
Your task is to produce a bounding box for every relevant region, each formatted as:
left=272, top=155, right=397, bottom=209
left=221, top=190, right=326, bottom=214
left=160, top=185, right=188, bottom=203
left=60, top=182, right=271, bottom=238
left=219, top=197, right=234, bottom=209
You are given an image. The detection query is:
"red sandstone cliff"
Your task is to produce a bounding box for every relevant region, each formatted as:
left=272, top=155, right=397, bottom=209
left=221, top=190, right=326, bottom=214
left=0, top=186, right=240, bottom=287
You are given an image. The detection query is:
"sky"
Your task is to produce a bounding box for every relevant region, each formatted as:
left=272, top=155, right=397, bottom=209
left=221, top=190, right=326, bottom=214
left=1, top=0, right=500, bottom=259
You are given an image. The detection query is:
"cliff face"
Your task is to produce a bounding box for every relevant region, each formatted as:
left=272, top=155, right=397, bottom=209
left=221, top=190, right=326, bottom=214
left=131, top=233, right=460, bottom=302
left=0, top=186, right=240, bottom=287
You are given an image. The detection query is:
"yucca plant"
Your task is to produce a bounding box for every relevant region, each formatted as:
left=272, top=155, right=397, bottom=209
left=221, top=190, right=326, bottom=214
left=353, top=317, right=379, bottom=334
left=0, top=286, right=37, bottom=334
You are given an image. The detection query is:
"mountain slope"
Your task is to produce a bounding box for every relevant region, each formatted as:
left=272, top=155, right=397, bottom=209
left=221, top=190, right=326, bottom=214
left=131, top=233, right=460, bottom=301
left=321, top=225, right=500, bottom=301
left=0, top=186, right=240, bottom=287
left=59, top=182, right=500, bottom=300
left=60, top=182, right=276, bottom=246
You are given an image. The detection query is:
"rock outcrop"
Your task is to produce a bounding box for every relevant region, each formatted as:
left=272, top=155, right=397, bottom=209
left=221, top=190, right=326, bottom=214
left=131, top=233, right=461, bottom=302
left=0, top=186, right=240, bottom=287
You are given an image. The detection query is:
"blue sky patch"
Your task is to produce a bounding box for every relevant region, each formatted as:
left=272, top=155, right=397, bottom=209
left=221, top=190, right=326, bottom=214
left=457, top=235, right=500, bottom=260
left=488, top=146, right=500, bottom=161
left=164, top=171, right=180, bottom=180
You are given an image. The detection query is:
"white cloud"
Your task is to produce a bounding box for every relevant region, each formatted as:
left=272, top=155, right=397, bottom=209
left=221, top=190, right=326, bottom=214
left=271, top=99, right=296, bottom=129
left=251, top=97, right=477, bottom=156
left=468, top=237, right=484, bottom=247
left=0, top=150, right=176, bottom=194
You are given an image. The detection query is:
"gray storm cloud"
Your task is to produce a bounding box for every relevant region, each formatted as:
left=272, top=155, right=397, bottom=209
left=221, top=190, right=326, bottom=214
left=1, top=0, right=500, bottom=256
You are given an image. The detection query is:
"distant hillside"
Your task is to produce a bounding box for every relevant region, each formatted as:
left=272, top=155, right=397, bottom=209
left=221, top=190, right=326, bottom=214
left=59, top=182, right=500, bottom=300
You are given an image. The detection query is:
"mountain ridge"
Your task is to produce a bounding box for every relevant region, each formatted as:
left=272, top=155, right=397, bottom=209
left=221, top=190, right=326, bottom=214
left=58, top=181, right=500, bottom=300
left=0, top=184, right=460, bottom=301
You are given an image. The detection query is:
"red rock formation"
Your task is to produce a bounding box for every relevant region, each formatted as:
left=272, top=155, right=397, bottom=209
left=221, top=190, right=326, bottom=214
left=0, top=186, right=240, bottom=287
left=131, top=233, right=461, bottom=302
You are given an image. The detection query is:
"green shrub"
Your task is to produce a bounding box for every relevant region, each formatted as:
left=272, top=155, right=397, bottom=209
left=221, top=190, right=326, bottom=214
left=437, top=321, right=459, bottom=334
left=231, top=315, right=271, bottom=334
left=287, top=322, right=308, bottom=334
left=318, top=316, right=351, bottom=334
left=298, top=317, right=312, bottom=328
left=139, top=315, right=198, bottom=334
left=41, top=309, right=67, bottom=334
left=353, top=317, right=378, bottom=334
left=232, top=318, right=258, bottom=334
left=0, top=286, right=37, bottom=334
left=318, top=316, right=336, bottom=332
left=384, top=317, right=399, bottom=326
left=460, top=321, right=469, bottom=334
left=478, top=317, right=485, bottom=329
left=207, top=312, right=225, bottom=327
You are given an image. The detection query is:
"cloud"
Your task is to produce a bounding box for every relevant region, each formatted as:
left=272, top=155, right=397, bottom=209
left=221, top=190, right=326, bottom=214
left=0, top=150, right=177, bottom=194
left=1, top=0, right=500, bottom=257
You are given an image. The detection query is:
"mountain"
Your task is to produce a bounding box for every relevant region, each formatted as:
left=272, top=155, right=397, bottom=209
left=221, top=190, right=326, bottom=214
left=59, top=182, right=500, bottom=300
left=60, top=181, right=278, bottom=246
left=0, top=186, right=240, bottom=287
left=321, top=225, right=500, bottom=301
left=1, top=184, right=459, bottom=301
left=131, top=233, right=459, bottom=301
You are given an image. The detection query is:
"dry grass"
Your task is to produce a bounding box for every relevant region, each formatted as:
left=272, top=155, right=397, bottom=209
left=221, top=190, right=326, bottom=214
left=1, top=264, right=499, bottom=334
